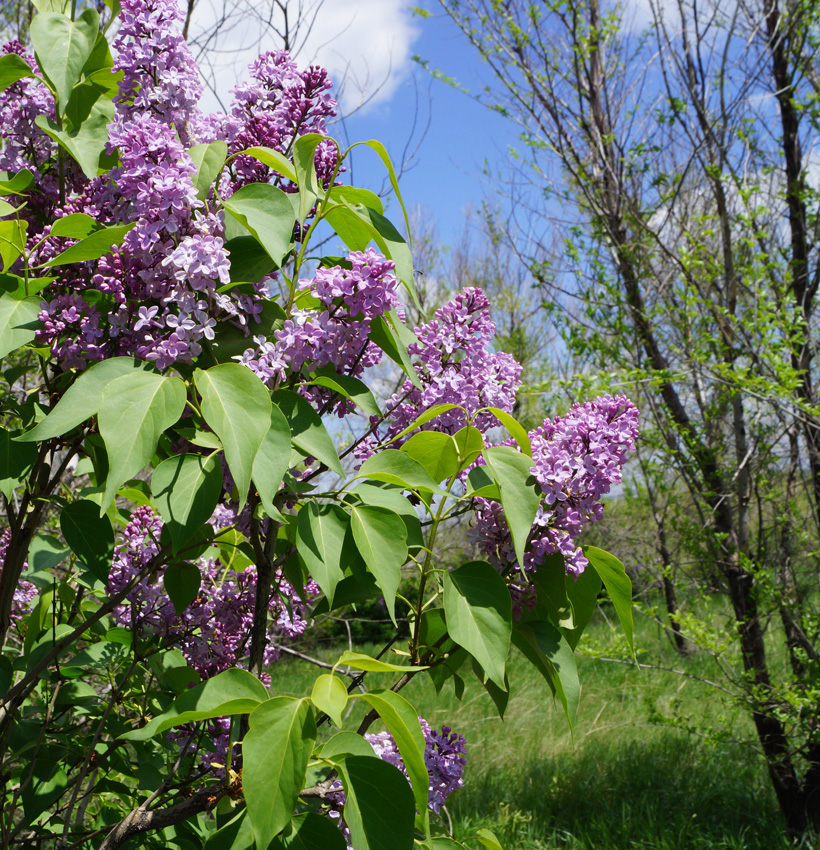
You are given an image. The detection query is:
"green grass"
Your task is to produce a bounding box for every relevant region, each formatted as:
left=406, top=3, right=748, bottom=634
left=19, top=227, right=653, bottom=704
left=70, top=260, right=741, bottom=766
left=271, top=609, right=806, bottom=850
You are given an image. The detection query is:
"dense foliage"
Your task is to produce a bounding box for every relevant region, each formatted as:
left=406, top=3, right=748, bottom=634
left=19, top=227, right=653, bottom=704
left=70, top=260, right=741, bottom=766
left=0, top=1, right=636, bottom=847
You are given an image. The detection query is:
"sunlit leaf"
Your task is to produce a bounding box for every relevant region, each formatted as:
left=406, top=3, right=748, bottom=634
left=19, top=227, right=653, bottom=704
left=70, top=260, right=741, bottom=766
left=244, top=697, right=316, bottom=849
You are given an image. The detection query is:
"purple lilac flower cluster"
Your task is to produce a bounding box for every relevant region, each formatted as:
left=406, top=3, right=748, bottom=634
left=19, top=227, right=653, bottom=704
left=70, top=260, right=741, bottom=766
left=327, top=719, right=467, bottom=842
left=107, top=506, right=315, bottom=679
left=357, top=288, right=522, bottom=458
left=0, top=529, right=37, bottom=627
left=472, top=395, right=639, bottom=584
left=167, top=715, right=235, bottom=778
left=0, top=43, right=57, bottom=207
left=237, top=248, right=398, bottom=413
left=206, top=50, right=338, bottom=193
left=366, top=719, right=467, bottom=813
left=113, top=0, right=202, bottom=136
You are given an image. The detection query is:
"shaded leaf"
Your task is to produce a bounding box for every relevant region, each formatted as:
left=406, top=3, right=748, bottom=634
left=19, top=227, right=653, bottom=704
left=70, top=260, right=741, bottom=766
left=295, top=503, right=349, bottom=606
left=293, top=133, right=326, bottom=223
left=0, top=427, right=36, bottom=492
left=121, top=668, right=268, bottom=740
left=60, top=499, right=114, bottom=582
left=337, top=755, right=415, bottom=850
left=512, top=620, right=579, bottom=729
left=223, top=183, right=296, bottom=268
left=351, top=483, right=423, bottom=552
left=272, top=389, right=344, bottom=477
left=27, top=535, right=70, bottom=573
left=203, top=808, right=254, bottom=850
left=585, top=546, right=633, bottom=652
left=368, top=313, right=420, bottom=388
left=270, top=812, right=347, bottom=850
left=152, top=453, right=222, bottom=552
left=310, top=571, right=379, bottom=615
left=562, top=566, right=603, bottom=650
left=473, top=660, right=509, bottom=719
left=251, top=403, right=291, bottom=518
left=225, top=235, right=276, bottom=284
left=307, top=371, right=381, bottom=417
left=163, top=562, right=201, bottom=615
left=532, top=553, right=574, bottom=629
left=483, top=446, right=541, bottom=567
left=66, top=640, right=127, bottom=670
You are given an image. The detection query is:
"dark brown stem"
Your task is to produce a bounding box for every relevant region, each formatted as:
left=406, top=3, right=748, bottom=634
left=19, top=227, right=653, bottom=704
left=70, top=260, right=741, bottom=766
left=97, top=786, right=227, bottom=850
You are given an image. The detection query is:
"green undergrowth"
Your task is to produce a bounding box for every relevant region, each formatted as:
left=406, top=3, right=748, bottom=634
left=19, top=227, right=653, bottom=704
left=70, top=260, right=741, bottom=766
left=272, top=607, right=802, bottom=850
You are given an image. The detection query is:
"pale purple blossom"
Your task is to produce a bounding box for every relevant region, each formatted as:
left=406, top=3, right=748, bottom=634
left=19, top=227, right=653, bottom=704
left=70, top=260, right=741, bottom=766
left=0, top=42, right=56, bottom=194
left=357, top=287, right=522, bottom=459
left=237, top=248, right=397, bottom=413
left=327, top=719, right=467, bottom=842
left=113, top=0, right=202, bottom=136
left=471, top=395, right=639, bottom=583
left=366, top=719, right=467, bottom=813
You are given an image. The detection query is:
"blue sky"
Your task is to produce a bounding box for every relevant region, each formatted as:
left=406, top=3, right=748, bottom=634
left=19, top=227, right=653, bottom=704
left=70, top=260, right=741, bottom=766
left=337, top=10, right=522, bottom=247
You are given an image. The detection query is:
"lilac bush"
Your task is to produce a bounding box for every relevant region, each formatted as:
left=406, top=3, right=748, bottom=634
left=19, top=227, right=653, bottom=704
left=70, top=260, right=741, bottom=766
left=0, top=1, right=638, bottom=847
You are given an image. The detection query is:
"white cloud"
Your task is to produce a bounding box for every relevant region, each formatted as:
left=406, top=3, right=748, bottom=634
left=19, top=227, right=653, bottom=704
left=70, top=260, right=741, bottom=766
left=186, top=0, right=420, bottom=115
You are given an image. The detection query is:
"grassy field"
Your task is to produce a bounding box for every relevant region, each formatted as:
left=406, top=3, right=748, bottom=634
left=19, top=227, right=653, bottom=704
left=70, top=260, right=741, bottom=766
left=272, top=609, right=803, bottom=850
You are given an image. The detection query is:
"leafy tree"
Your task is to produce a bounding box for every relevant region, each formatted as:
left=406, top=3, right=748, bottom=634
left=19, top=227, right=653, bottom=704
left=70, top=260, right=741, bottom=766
left=0, top=1, right=636, bottom=848
left=435, top=0, right=820, bottom=835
